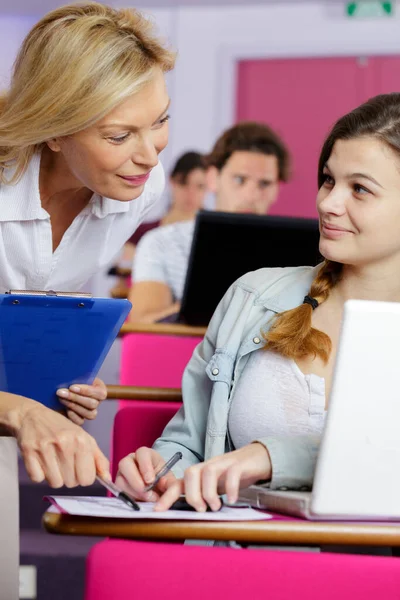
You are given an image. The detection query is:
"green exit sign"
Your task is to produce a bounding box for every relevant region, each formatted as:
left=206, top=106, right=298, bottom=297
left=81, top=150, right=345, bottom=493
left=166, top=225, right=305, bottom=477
left=347, top=2, right=394, bottom=17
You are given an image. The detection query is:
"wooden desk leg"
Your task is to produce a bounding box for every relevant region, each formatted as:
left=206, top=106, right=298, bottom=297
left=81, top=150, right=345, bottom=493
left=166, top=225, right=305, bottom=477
left=0, top=437, right=19, bottom=599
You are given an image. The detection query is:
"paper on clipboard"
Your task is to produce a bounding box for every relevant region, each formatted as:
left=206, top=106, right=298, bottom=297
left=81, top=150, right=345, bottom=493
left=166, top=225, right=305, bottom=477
left=45, top=496, right=272, bottom=521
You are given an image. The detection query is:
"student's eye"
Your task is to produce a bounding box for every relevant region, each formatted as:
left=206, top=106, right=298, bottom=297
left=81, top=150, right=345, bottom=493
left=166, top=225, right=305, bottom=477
left=353, top=183, right=370, bottom=195
left=153, top=114, right=171, bottom=129
left=321, top=173, right=334, bottom=187
left=108, top=133, right=130, bottom=144
left=259, top=181, right=272, bottom=189
left=234, top=176, right=245, bottom=185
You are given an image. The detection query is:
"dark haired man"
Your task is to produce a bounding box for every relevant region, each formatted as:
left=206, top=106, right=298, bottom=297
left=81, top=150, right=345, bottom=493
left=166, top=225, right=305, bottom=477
left=129, top=122, right=290, bottom=323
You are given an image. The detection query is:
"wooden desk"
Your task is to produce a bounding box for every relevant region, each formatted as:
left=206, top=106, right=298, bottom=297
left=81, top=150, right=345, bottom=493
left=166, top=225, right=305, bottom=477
left=106, top=385, right=182, bottom=402
left=119, top=322, right=207, bottom=338
left=42, top=511, right=400, bottom=547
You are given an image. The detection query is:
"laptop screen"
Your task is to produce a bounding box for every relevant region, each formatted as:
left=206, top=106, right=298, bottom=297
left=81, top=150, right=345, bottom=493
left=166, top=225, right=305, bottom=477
left=179, top=210, right=321, bottom=326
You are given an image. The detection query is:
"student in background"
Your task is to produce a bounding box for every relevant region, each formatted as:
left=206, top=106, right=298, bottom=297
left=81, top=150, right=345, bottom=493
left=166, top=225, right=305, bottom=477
left=117, top=93, right=400, bottom=510
left=110, top=151, right=206, bottom=297
left=0, top=2, right=175, bottom=488
left=128, top=122, right=290, bottom=323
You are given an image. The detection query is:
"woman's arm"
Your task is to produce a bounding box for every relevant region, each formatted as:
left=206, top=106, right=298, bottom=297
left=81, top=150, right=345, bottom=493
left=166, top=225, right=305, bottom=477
left=116, top=280, right=240, bottom=501
left=0, top=391, right=110, bottom=487
left=128, top=281, right=180, bottom=323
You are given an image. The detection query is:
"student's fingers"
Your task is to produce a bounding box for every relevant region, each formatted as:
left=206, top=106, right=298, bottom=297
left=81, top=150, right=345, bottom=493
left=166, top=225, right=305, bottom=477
left=115, top=472, right=160, bottom=502
left=58, top=398, right=98, bottom=420
left=116, top=454, right=149, bottom=497
left=154, top=479, right=184, bottom=511
left=135, top=447, right=165, bottom=486
left=200, top=462, right=223, bottom=511
left=183, top=465, right=208, bottom=512
left=156, top=472, right=178, bottom=493
left=223, top=465, right=242, bottom=505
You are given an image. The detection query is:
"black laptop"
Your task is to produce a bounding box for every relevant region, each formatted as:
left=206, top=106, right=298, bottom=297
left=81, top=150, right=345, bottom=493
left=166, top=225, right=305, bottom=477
left=164, top=210, right=321, bottom=327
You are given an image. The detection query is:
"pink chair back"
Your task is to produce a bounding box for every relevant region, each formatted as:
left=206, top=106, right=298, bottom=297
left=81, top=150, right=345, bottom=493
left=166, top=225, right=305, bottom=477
left=120, top=332, right=201, bottom=389
left=111, top=403, right=179, bottom=479
left=85, top=539, right=400, bottom=600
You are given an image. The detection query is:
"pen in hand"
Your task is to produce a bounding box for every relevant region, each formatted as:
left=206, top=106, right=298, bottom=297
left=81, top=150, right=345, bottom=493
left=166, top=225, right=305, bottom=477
left=144, top=451, right=183, bottom=492
left=96, top=475, right=140, bottom=511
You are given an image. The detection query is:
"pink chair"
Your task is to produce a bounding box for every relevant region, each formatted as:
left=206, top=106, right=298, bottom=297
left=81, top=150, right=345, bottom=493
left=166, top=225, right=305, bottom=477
left=110, top=403, right=180, bottom=479
left=85, top=539, right=400, bottom=600
left=119, top=332, right=201, bottom=408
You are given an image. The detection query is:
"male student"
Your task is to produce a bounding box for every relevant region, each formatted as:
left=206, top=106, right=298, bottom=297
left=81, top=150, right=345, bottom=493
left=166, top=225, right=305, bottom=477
left=128, top=121, right=290, bottom=323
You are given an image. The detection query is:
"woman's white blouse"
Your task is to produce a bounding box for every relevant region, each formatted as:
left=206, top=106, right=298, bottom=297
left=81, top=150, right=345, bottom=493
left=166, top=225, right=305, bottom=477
left=228, top=349, right=326, bottom=449
left=0, top=153, right=165, bottom=292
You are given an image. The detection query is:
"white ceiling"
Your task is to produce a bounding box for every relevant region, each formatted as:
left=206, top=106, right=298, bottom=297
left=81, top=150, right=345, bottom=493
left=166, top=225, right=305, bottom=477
left=0, top=0, right=332, bottom=16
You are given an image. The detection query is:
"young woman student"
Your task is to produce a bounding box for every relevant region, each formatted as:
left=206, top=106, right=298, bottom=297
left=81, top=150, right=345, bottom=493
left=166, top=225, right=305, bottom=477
left=117, top=93, right=400, bottom=511
left=0, top=2, right=174, bottom=489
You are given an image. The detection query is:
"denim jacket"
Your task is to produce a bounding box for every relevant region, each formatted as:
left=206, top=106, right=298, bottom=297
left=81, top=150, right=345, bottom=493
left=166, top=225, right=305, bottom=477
left=153, top=264, right=322, bottom=490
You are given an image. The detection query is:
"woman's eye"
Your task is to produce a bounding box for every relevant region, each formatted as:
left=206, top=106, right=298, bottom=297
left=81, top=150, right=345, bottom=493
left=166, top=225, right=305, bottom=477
left=234, top=176, right=245, bottom=185
left=153, top=114, right=171, bottom=129
left=108, top=134, right=130, bottom=144
left=322, top=173, right=334, bottom=186
left=354, top=184, right=370, bottom=195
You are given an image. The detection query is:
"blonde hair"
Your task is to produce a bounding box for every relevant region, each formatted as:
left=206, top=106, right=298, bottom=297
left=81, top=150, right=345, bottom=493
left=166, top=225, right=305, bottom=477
left=264, top=260, right=342, bottom=363
left=0, top=2, right=176, bottom=183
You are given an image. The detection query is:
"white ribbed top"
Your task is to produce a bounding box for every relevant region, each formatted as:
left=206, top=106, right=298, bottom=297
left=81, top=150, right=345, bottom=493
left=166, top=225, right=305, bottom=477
left=132, top=220, right=194, bottom=302
left=0, top=153, right=165, bottom=292
left=229, top=350, right=326, bottom=449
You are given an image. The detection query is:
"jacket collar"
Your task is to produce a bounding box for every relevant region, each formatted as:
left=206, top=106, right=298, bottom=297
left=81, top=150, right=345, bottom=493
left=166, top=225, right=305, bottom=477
left=256, top=264, right=322, bottom=314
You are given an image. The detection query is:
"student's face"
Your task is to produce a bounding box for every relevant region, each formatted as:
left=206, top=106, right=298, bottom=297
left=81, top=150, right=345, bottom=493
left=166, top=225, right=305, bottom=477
left=208, top=151, right=280, bottom=214
left=317, top=137, right=400, bottom=268
left=170, top=168, right=207, bottom=213
left=48, top=69, right=170, bottom=201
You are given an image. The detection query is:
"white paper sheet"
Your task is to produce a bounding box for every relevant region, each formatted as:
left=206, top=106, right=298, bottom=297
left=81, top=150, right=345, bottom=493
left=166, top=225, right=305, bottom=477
left=46, top=496, right=272, bottom=521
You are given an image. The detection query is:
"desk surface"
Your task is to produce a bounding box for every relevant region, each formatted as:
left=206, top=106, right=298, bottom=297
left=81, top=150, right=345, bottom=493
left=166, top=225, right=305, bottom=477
left=119, top=322, right=206, bottom=338
left=43, top=511, right=400, bottom=547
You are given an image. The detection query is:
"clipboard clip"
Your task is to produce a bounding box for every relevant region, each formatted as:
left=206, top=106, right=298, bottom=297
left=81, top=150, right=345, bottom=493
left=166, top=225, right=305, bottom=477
left=6, top=290, right=92, bottom=298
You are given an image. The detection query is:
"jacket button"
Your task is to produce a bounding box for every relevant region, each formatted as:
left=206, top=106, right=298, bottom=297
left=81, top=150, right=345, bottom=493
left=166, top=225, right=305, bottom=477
left=253, top=337, right=261, bottom=344
left=212, top=368, right=219, bottom=376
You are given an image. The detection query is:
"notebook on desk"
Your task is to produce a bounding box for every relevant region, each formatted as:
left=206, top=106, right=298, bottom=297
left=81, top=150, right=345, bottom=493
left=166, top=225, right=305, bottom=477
left=0, top=290, right=131, bottom=409
left=239, top=298, right=400, bottom=521
left=161, top=210, right=320, bottom=326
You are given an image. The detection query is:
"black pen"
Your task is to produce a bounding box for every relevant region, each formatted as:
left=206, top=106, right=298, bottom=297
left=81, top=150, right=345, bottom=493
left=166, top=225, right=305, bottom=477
left=144, top=451, right=183, bottom=492
left=96, top=475, right=140, bottom=511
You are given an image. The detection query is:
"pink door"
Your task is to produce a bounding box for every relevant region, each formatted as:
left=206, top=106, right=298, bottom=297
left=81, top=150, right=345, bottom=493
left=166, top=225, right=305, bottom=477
left=236, top=56, right=394, bottom=219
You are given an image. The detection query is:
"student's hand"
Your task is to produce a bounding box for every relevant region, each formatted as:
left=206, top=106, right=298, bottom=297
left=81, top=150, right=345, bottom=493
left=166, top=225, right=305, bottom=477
left=115, top=447, right=178, bottom=501
left=154, top=443, right=272, bottom=512
left=15, top=401, right=110, bottom=487
left=56, top=377, right=107, bottom=425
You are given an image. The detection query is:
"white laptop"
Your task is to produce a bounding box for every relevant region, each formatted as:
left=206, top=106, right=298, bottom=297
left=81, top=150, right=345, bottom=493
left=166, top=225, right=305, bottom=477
left=239, top=299, right=400, bottom=521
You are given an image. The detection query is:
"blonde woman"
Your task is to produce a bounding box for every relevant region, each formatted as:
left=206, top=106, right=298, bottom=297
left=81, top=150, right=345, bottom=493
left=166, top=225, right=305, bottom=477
left=0, top=2, right=175, bottom=488
left=117, top=93, right=400, bottom=511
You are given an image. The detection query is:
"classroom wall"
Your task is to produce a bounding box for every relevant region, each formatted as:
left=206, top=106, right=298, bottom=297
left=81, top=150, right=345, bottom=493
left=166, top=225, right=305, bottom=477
left=149, top=2, right=400, bottom=169
left=2, top=3, right=400, bottom=173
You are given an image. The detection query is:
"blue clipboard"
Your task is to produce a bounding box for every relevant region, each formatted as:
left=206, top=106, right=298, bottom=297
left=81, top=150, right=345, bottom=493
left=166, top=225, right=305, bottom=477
left=0, top=290, right=132, bottom=409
